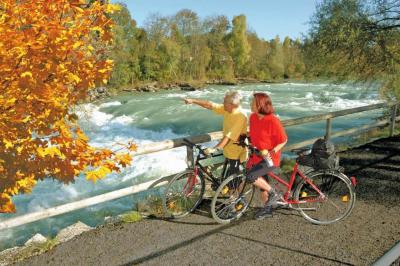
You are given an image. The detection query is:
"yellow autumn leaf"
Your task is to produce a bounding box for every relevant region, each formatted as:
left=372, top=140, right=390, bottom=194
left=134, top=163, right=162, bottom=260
left=0, top=193, right=16, bottom=213
left=21, top=71, right=32, bottom=78
left=5, top=186, right=18, bottom=195
left=98, top=69, right=108, bottom=73
left=116, top=153, right=132, bottom=167
left=85, top=61, right=93, bottom=68
left=42, top=109, right=51, bottom=118
left=76, top=129, right=89, bottom=142
left=3, top=139, right=13, bottom=149
left=36, top=146, right=64, bottom=158
left=16, top=175, right=37, bottom=193
left=6, top=98, right=16, bottom=105
left=91, top=26, right=104, bottom=34
left=105, top=4, right=121, bottom=14
left=72, top=6, right=84, bottom=13
left=128, top=143, right=137, bottom=152
left=47, top=146, right=62, bottom=157
left=22, top=116, right=30, bottom=123
left=16, top=146, right=23, bottom=154
left=85, top=166, right=112, bottom=183
left=73, top=41, right=83, bottom=49
left=67, top=73, right=81, bottom=83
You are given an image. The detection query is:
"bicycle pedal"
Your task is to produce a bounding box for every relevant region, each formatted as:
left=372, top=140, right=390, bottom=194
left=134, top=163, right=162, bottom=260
left=235, top=203, right=244, bottom=211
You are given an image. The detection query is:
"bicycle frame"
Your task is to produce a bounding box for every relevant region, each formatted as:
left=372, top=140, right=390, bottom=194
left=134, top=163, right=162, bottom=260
left=267, top=162, right=325, bottom=205
left=190, top=145, right=225, bottom=187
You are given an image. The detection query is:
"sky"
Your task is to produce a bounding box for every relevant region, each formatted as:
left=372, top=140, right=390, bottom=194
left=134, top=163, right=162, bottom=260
left=113, top=0, right=319, bottom=40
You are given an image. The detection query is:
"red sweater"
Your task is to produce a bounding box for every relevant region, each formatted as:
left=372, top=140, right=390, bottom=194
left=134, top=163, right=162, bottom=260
left=247, top=113, right=288, bottom=168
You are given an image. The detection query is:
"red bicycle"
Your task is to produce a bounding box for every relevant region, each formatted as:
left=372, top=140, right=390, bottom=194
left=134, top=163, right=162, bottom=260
left=211, top=143, right=357, bottom=225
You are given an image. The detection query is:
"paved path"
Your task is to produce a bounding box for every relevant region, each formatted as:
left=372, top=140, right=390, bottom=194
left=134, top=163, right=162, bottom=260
left=18, top=136, right=400, bottom=266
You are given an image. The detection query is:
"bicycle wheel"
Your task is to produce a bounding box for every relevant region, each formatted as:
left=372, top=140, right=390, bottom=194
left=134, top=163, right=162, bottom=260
left=211, top=173, right=255, bottom=224
left=163, top=170, right=205, bottom=219
left=294, top=170, right=356, bottom=225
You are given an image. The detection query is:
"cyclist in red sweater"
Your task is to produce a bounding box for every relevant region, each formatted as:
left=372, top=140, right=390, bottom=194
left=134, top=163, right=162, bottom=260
left=247, top=93, right=288, bottom=220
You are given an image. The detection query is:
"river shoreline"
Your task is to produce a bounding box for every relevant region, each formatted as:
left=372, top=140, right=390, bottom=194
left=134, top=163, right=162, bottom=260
left=89, top=78, right=316, bottom=100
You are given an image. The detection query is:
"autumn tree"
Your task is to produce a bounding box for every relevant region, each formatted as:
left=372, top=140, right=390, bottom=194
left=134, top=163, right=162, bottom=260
left=0, top=0, right=135, bottom=213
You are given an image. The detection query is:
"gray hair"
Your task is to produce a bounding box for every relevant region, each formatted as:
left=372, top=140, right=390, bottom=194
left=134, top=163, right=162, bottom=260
left=224, top=90, right=242, bottom=106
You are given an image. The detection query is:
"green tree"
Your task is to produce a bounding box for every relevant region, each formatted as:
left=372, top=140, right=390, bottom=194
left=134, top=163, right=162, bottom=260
left=247, top=32, right=270, bottom=80
left=204, top=16, right=234, bottom=81
left=227, top=15, right=251, bottom=76
left=141, top=14, right=181, bottom=82
left=283, top=37, right=306, bottom=79
left=306, top=0, right=400, bottom=98
left=109, top=4, right=141, bottom=86
left=267, top=36, right=285, bottom=79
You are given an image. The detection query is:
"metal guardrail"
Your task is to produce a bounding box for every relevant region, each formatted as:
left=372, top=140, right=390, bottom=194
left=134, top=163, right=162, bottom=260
left=372, top=241, right=400, bottom=266
left=0, top=101, right=398, bottom=231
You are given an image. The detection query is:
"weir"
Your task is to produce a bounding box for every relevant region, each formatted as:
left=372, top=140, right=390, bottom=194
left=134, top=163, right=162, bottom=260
left=0, top=101, right=398, bottom=231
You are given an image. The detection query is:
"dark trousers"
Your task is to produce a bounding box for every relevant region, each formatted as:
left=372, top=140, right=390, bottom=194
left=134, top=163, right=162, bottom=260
left=221, top=159, right=241, bottom=178
left=246, top=161, right=276, bottom=183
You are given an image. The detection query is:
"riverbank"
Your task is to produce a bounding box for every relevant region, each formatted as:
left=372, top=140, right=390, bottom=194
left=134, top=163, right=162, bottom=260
left=88, top=77, right=318, bottom=101
left=7, top=135, right=400, bottom=266
left=116, top=78, right=286, bottom=93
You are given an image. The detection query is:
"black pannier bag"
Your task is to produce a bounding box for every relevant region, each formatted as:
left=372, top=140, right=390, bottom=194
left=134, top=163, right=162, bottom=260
left=296, top=138, right=339, bottom=169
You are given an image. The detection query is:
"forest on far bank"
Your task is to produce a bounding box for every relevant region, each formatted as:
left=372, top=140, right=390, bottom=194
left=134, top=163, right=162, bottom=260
left=108, top=5, right=307, bottom=88
left=108, top=0, right=400, bottom=100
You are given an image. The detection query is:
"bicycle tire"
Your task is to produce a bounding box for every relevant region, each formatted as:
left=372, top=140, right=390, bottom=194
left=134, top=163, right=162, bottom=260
left=294, top=170, right=356, bottom=225
left=163, top=169, right=205, bottom=219
left=211, top=173, right=255, bottom=224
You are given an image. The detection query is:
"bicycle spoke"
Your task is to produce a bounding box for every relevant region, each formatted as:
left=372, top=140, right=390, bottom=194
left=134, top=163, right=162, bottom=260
left=295, top=171, right=355, bottom=225
left=211, top=174, right=255, bottom=223
left=163, top=171, right=204, bottom=218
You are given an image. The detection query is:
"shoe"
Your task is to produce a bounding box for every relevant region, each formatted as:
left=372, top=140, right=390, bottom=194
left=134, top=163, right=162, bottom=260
left=254, top=205, right=273, bottom=220
left=265, top=189, right=282, bottom=208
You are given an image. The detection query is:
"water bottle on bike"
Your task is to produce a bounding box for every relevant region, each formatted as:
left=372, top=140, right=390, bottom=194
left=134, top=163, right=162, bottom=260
left=261, top=149, right=274, bottom=167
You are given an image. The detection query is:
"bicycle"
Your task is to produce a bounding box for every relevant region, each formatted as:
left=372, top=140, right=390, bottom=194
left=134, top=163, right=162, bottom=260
left=162, top=138, right=255, bottom=218
left=210, top=142, right=357, bottom=225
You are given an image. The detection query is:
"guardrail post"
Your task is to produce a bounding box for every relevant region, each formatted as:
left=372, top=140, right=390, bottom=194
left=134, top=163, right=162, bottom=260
left=186, top=146, right=194, bottom=168
left=325, top=118, right=332, bottom=140
left=390, top=103, right=398, bottom=136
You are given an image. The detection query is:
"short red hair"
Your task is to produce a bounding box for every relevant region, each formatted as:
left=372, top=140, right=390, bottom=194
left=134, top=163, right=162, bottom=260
left=253, top=93, right=274, bottom=115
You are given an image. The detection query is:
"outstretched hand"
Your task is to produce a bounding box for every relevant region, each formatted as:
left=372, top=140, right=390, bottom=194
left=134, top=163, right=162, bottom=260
left=183, top=98, right=193, bottom=104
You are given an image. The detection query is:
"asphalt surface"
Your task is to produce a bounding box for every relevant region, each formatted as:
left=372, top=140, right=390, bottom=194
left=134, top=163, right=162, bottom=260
left=17, top=136, right=400, bottom=266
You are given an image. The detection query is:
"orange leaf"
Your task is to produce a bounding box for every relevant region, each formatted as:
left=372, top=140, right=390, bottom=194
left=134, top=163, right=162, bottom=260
left=0, top=194, right=16, bottom=213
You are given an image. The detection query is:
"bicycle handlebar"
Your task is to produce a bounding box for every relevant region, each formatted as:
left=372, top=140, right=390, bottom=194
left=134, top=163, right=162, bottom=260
left=233, top=141, right=262, bottom=156
left=182, top=138, right=207, bottom=156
